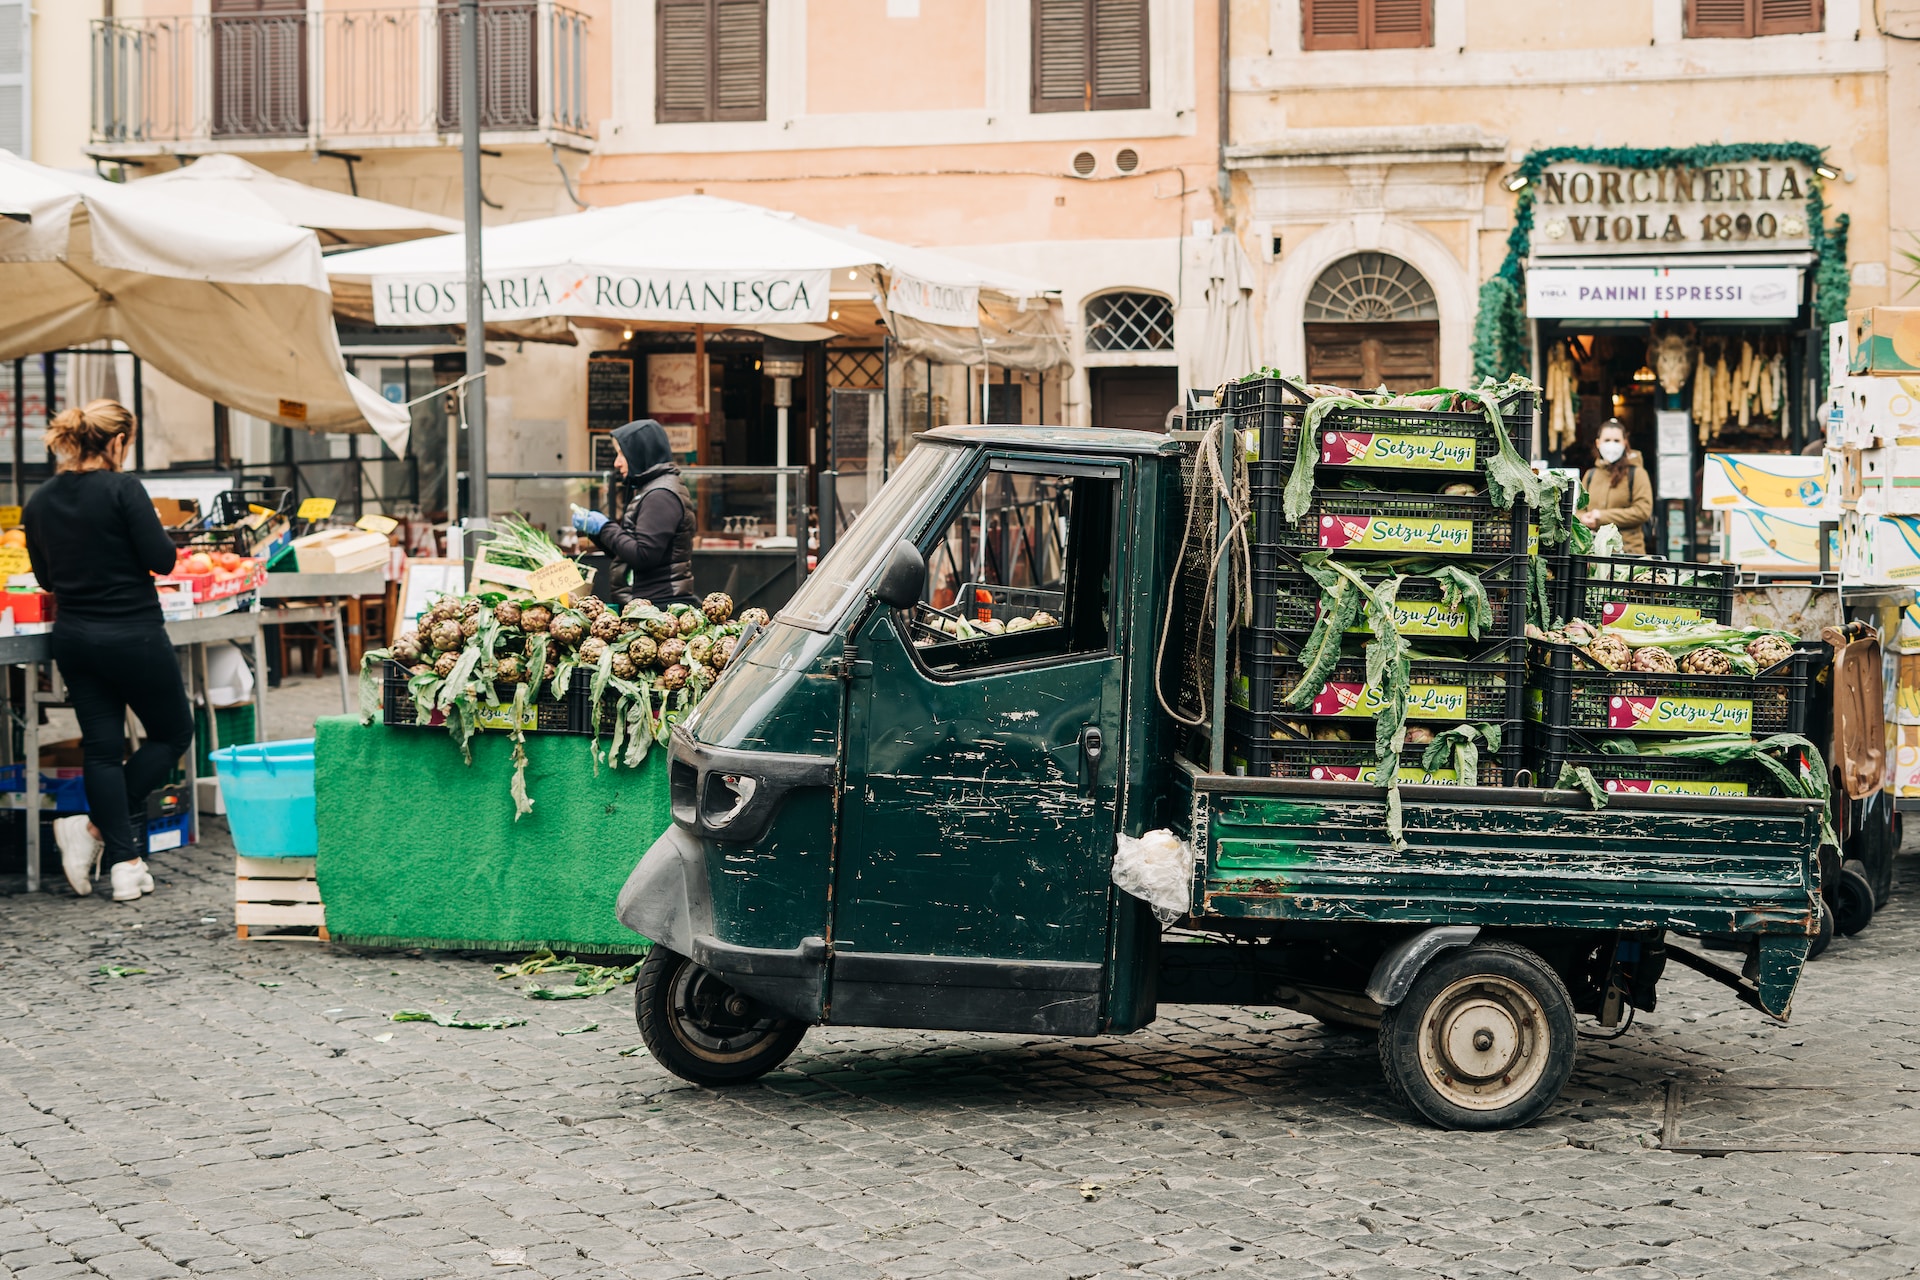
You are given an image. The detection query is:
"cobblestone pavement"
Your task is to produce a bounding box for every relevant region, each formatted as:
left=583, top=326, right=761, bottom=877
left=1, top=820, right=1916, bottom=1280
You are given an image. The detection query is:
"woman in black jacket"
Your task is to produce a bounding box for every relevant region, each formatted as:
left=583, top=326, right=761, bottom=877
left=572, top=418, right=696, bottom=607
left=24, top=399, right=195, bottom=901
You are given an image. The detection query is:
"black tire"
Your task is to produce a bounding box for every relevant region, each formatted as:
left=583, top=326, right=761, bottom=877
left=1808, top=897, right=1834, bottom=960
left=1834, top=863, right=1875, bottom=938
left=1378, top=941, right=1576, bottom=1132
left=634, top=947, right=806, bottom=1086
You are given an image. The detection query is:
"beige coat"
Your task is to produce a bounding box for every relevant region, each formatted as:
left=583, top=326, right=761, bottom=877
left=1584, top=450, right=1654, bottom=555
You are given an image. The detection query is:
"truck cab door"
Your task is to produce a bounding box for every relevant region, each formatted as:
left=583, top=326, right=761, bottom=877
left=833, top=455, right=1128, bottom=1035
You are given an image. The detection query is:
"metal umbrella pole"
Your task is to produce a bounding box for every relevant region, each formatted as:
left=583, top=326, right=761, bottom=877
left=460, top=0, right=489, bottom=530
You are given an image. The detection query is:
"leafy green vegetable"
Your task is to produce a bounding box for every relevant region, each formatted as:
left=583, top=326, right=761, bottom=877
left=96, top=965, right=145, bottom=978
left=1420, top=722, right=1503, bottom=783
left=557, top=1023, right=599, bottom=1035
left=1427, top=565, right=1492, bottom=641
left=390, top=1009, right=528, bottom=1030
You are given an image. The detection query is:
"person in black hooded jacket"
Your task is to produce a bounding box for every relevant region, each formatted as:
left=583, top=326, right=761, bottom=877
left=572, top=419, right=697, bottom=607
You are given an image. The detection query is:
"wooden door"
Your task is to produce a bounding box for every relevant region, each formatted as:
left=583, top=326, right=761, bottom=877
left=210, top=0, right=306, bottom=138
left=1305, top=321, right=1440, bottom=393
left=1089, top=367, right=1178, bottom=432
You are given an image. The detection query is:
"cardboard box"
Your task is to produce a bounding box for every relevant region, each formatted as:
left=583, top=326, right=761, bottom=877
left=1841, top=512, right=1920, bottom=585
left=1702, top=453, right=1833, bottom=512
left=1723, top=506, right=1834, bottom=570
left=1896, top=722, right=1920, bottom=797
left=1846, top=446, right=1920, bottom=515
left=151, top=497, right=200, bottom=528
left=1850, top=307, right=1920, bottom=376
left=287, top=528, right=389, bottom=576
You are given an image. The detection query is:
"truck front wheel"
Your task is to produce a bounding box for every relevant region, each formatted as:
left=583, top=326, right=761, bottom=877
left=1378, top=941, right=1575, bottom=1131
left=635, top=947, right=806, bottom=1085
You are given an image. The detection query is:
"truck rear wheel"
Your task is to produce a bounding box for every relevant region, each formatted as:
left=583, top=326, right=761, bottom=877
left=635, top=947, right=805, bottom=1085
left=1378, top=941, right=1575, bottom=1131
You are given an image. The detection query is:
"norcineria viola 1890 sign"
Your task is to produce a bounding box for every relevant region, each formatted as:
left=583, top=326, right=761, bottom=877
left=370, top=267, right=832, bottom=326
left=1527, top=160, right=1814, bottom=257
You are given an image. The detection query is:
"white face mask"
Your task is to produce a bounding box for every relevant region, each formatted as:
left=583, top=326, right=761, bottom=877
left=1598, top=440, right=1626, bottom=464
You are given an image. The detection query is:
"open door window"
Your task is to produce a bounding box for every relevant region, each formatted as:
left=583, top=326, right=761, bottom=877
left=902, top=457, right=1121, bottom=674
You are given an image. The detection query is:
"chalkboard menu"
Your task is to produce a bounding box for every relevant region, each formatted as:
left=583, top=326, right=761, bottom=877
left=587, top=356, right=634, bottom=433
left=590, top=431, right=618, bottom=471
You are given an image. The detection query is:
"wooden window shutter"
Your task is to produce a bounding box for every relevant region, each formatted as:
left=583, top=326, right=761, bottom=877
left=1687, top=0, right=1757, bottom=37
left=712, top=0, right=767, bottom=121
left=1090, top=0, right=1149, bottom=109
left=1368, top=0, right=1432, bottom=47
left=1302, top=0, right=1366, bottom=50
left=656, top=0, right=764, bottom=123
left=1757, top=0, right=1822, bottom=34
left=1031, top=0, right=1091, bottom=113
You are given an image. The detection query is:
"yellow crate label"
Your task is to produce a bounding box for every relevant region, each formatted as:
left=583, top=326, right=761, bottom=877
left=1603, top=777, right=1751, bottom=796
left=473, top=702, right=539, bottom=732
left=1598, top=601, right=1703, bottom=628
left=1310, top=682, right=1468, bottom=720
left=1608, top=694, right=1753, bottom=733
left=1319, top=514, right=1472, bottom=554
left=1320, top=431, right=1475, bottom=472
left=1345, top=597, right=1474, bottom=638
left=0, top=505, right=21, bottom=529
left=1309, top=763, right=1463, bottom=785
left=1527, top=687, right=1545, bottom=722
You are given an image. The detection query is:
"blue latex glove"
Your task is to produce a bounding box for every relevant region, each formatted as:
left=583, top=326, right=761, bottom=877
left=573, top=509, right=608, bottom=536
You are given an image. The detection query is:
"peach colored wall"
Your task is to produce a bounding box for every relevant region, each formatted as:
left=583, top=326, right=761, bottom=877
left=807, top=1, right=987, bottom=114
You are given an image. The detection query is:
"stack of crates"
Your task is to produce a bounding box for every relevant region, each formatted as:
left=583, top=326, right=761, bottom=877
left=1528, top=554, right=1824, bottom=795
left=1224, top=376, right=1536, bottom=784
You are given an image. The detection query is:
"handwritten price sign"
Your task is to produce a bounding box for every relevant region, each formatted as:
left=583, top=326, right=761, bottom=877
left=527, top=558, right=588, bottom=602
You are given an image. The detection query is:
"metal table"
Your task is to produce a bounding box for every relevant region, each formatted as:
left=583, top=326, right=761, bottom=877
left=259, top=571, right=387, bottom=718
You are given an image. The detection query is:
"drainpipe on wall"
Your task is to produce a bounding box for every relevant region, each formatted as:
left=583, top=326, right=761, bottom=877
left=1217, top=0, right=1231, bottom=223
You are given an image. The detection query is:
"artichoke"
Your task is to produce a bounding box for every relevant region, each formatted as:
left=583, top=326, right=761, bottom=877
left=495, top=653, right=525, bottom=683
left=577, top=595, right=606, bottom=618
left=1404, top=726, right=1435, bottom=745
left=433, top=651, right=459, bottom=678
left=739, top=607, right=771, bottom=629
left=1587, top=633, right=1630, bottom=671
left=659, top=663, right=689, bottom=691
left=675, top=609, right=703, bottom=637
left=644, top=610, right=676, bottom=640
left=1681, top=648, right=1734, bottom=675
left=549, top=611, right=587, bottom=646
left=621, top=600, right=650, bottom=621
left=1029, top=611, right=1059, bottom=628
left=459, top=612, right=481, bottom=641
left=711, top=636, right=737, bottom=671
left=391, top=631, right=422, bottom=664
left=702, top=592, right=735, bottom=625
left=610, top=651, right=636, bottom=679
left=1563, top=617, right=1597, bottom=644
left=429, top=618, right=464, bottom=653
left=521, top=604, right=552, bottom=634
left=628, top=634, right=658, bottom=667
left=408, top=662, right=432, bottom=677
left=1310, top=725, right=1353, bottom=741
left=461, top=597, right=481, bottom=617
left=686, top=634, right=714, bottom=665
left=1630, top=646, right=1679, bottom=673
left=590, top=612, right=623, bottom=641
left=494, top=599, right=523, bottom=628
left=578, top=636, right=609, bottom=666
left=658, top=636, right=687, bottom=668
left=1747, top=634, right=1794, bottom=669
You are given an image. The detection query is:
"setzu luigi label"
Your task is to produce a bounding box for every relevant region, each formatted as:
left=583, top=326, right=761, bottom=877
left=1608, top=693, right=1753, bottom=732
left=1310, top=682, right=1468, bottom=720
left=1311, top=763, right=1463, bottom=785
left=1320, top=430, right=1475, bottom=471
left=1343, top=596, right=1475, bottom=638
left=1604, top=778, right=1750, bottom=796
left=1599, top=601, right=1703, bottom=628
left=1319, top=514, right=1473, bottom=554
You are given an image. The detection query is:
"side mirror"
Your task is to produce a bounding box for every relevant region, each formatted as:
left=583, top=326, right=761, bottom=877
left=873, top=540, right=926, bottom=610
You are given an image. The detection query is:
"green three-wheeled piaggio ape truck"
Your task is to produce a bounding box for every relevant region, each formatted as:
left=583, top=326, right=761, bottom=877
left=617, top=411, right=1838, bottom=1131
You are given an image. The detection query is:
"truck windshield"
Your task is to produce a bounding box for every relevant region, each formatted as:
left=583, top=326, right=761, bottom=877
left=778, top=442, right=966, bottom=632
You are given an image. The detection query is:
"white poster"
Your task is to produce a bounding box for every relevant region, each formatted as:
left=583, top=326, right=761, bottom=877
left=1526, top=267, right=1802, bottom=319
left=886, top=270, right=980, bottom=328
left=371, top=267, right=832, bottom=326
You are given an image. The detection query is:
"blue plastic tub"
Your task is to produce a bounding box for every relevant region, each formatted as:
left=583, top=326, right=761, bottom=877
left=210, top=738, right=317, bottom=857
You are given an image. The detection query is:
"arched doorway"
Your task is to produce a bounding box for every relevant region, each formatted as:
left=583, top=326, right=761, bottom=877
left=1304, top=253, right=1440, bottom=391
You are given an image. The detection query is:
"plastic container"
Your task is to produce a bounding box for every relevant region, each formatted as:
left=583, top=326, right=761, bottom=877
left=382, top=660, right=574, bottom=734
left=1526, top=639, right=1825, bottom=739
left=1226, top=708, right=1524, bottom=785
left=1237, top=635, right=1526, bottom=723
left=1225, top=376, right=1532, bottom=474
left=1253, top=550, right=1528, bottom=643
left=1561, top=555, right=1736, bottom=627
left=1251, top=485, right=1532, bottom=561
left=1527, top=726, right=1807, bottom=798
left=210, top=739, right=317, bottom=857
left=953, top=583, right=1064, bottom=625
left=0, top=764, right=91, bottom=811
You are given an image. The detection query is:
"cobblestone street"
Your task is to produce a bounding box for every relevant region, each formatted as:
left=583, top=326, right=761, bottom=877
left=0, top=763, right=1916, bottom=1280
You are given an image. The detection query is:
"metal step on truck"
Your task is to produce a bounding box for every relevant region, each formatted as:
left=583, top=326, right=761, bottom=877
left=616, top=399, right=1834, bottom=1131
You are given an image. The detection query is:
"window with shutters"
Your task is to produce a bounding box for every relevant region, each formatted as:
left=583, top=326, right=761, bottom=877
left=1030, top=0, right=1150, bottom=114
left=1685, top=0, right=1823, bottom=36
left=0, top=1, right=25, bottom=158
left=436, top=2, right=540, bottom=131
left=210, top=0, right=308, bottom=138
left=1301, top=0, right=1432, bottom=50
left=656, top=0, right=767, bottom=123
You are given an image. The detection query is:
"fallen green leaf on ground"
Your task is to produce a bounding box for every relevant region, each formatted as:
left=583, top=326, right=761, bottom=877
left=557, top=1022, right=599, bottom=1035
left=617, top=1044, right=647, bottom=1057
left=497, top=948, right=644, bottom=1000
left=258, top=981, right=281, bottom=988
left=391, top=1009, right=528, bottom=1030
left=96, top=966, right=146, bottom=978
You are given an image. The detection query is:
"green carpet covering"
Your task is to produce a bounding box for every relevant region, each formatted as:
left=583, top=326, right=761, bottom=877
left=314, top=716, right=666, bottom=953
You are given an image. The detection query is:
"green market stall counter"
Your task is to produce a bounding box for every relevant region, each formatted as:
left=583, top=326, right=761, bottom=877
left=314, top=716, right=667, bottom=953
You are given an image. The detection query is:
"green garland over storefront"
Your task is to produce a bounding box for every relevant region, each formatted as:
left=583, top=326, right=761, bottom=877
left=1470, top=143, right=1850, bottom=384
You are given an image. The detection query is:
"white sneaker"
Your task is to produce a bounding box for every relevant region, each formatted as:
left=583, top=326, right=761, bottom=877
left=109, top=859, right=148, bottom=902
left=53, top=815, right=102, bottom=896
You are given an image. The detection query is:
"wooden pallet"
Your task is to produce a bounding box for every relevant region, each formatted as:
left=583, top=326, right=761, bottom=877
left=235, top=855, right=329, bottom=942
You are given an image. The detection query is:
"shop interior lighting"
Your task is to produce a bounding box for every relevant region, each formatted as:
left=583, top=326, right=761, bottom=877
left=622, top=328, right=633, bottom=340
left=1503, top=172, right=1530, bottom=192
left=830, top=310, right=840, bottom=320
left=1632, top=365, right=1656, bottom=384
left=848, top=270, right=858, bottom=279
left=1815, top=163, right=1839, bottom=180
left=1612, top=393, right=1626, bottom=413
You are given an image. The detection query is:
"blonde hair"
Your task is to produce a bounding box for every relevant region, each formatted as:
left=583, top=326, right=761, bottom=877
left=46, top=398, right=136, bottom=471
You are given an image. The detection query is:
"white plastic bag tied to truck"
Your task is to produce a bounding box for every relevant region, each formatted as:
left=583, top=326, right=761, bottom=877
left=1112, top=828, right=1194, bottom=925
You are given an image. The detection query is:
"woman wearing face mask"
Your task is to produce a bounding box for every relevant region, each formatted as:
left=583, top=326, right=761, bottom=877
left=1579, top=418, right=1654, bottom=554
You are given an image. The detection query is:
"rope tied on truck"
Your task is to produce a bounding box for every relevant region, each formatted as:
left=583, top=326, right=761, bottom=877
left=1156, top=416, right=1252, bottom=730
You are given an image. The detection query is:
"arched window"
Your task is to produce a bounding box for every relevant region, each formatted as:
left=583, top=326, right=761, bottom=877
left=1084, top=291, right=1174, bottom=352
left=1305, top=253, right=1438, bottom=323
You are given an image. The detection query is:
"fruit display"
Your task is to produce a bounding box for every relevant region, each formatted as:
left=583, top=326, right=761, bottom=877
left=159, top=548, right=263, bottom=601
left=360, top=576, right=755, bottom=816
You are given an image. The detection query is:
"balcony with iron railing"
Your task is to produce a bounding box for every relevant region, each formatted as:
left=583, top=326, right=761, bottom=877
left=91, top=2, right=590, bottom=153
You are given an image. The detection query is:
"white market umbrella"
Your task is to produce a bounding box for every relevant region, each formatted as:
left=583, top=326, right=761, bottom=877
left=142, top=154, right=461, bottom=248
left=0, top=151, right=410, bottom=453
left=324, top=194, right=1058, bottom=344
left=1195, top=231, right=1259, bottom=395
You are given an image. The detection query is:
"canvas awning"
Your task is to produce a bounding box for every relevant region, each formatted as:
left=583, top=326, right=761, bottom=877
left=140, top=155, right=461, bottom=248
left=0, top=151, right=410, bottom=452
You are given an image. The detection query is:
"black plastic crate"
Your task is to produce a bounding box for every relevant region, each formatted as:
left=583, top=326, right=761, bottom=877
left=1226, top=708, right=1525, bottom=785
left=1528, top=726, right=1811, bottom=799
left=1237, top=635, right=1525, bottom=723
left=1227, top=376, right=1533, bottom=474
left=953, top=583, right=1064, bottom=625
left=1526, top=640, right=1826, bottom=738
left=1255, top=551, right=1528, bottom=644
left=208, top=487, right=293, bottom=526
left=1252, top=486, right=1532, bottom=561
left=1561, top=555, right=1736, bottom=627
left=381, top=659, right=574, bottom=734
